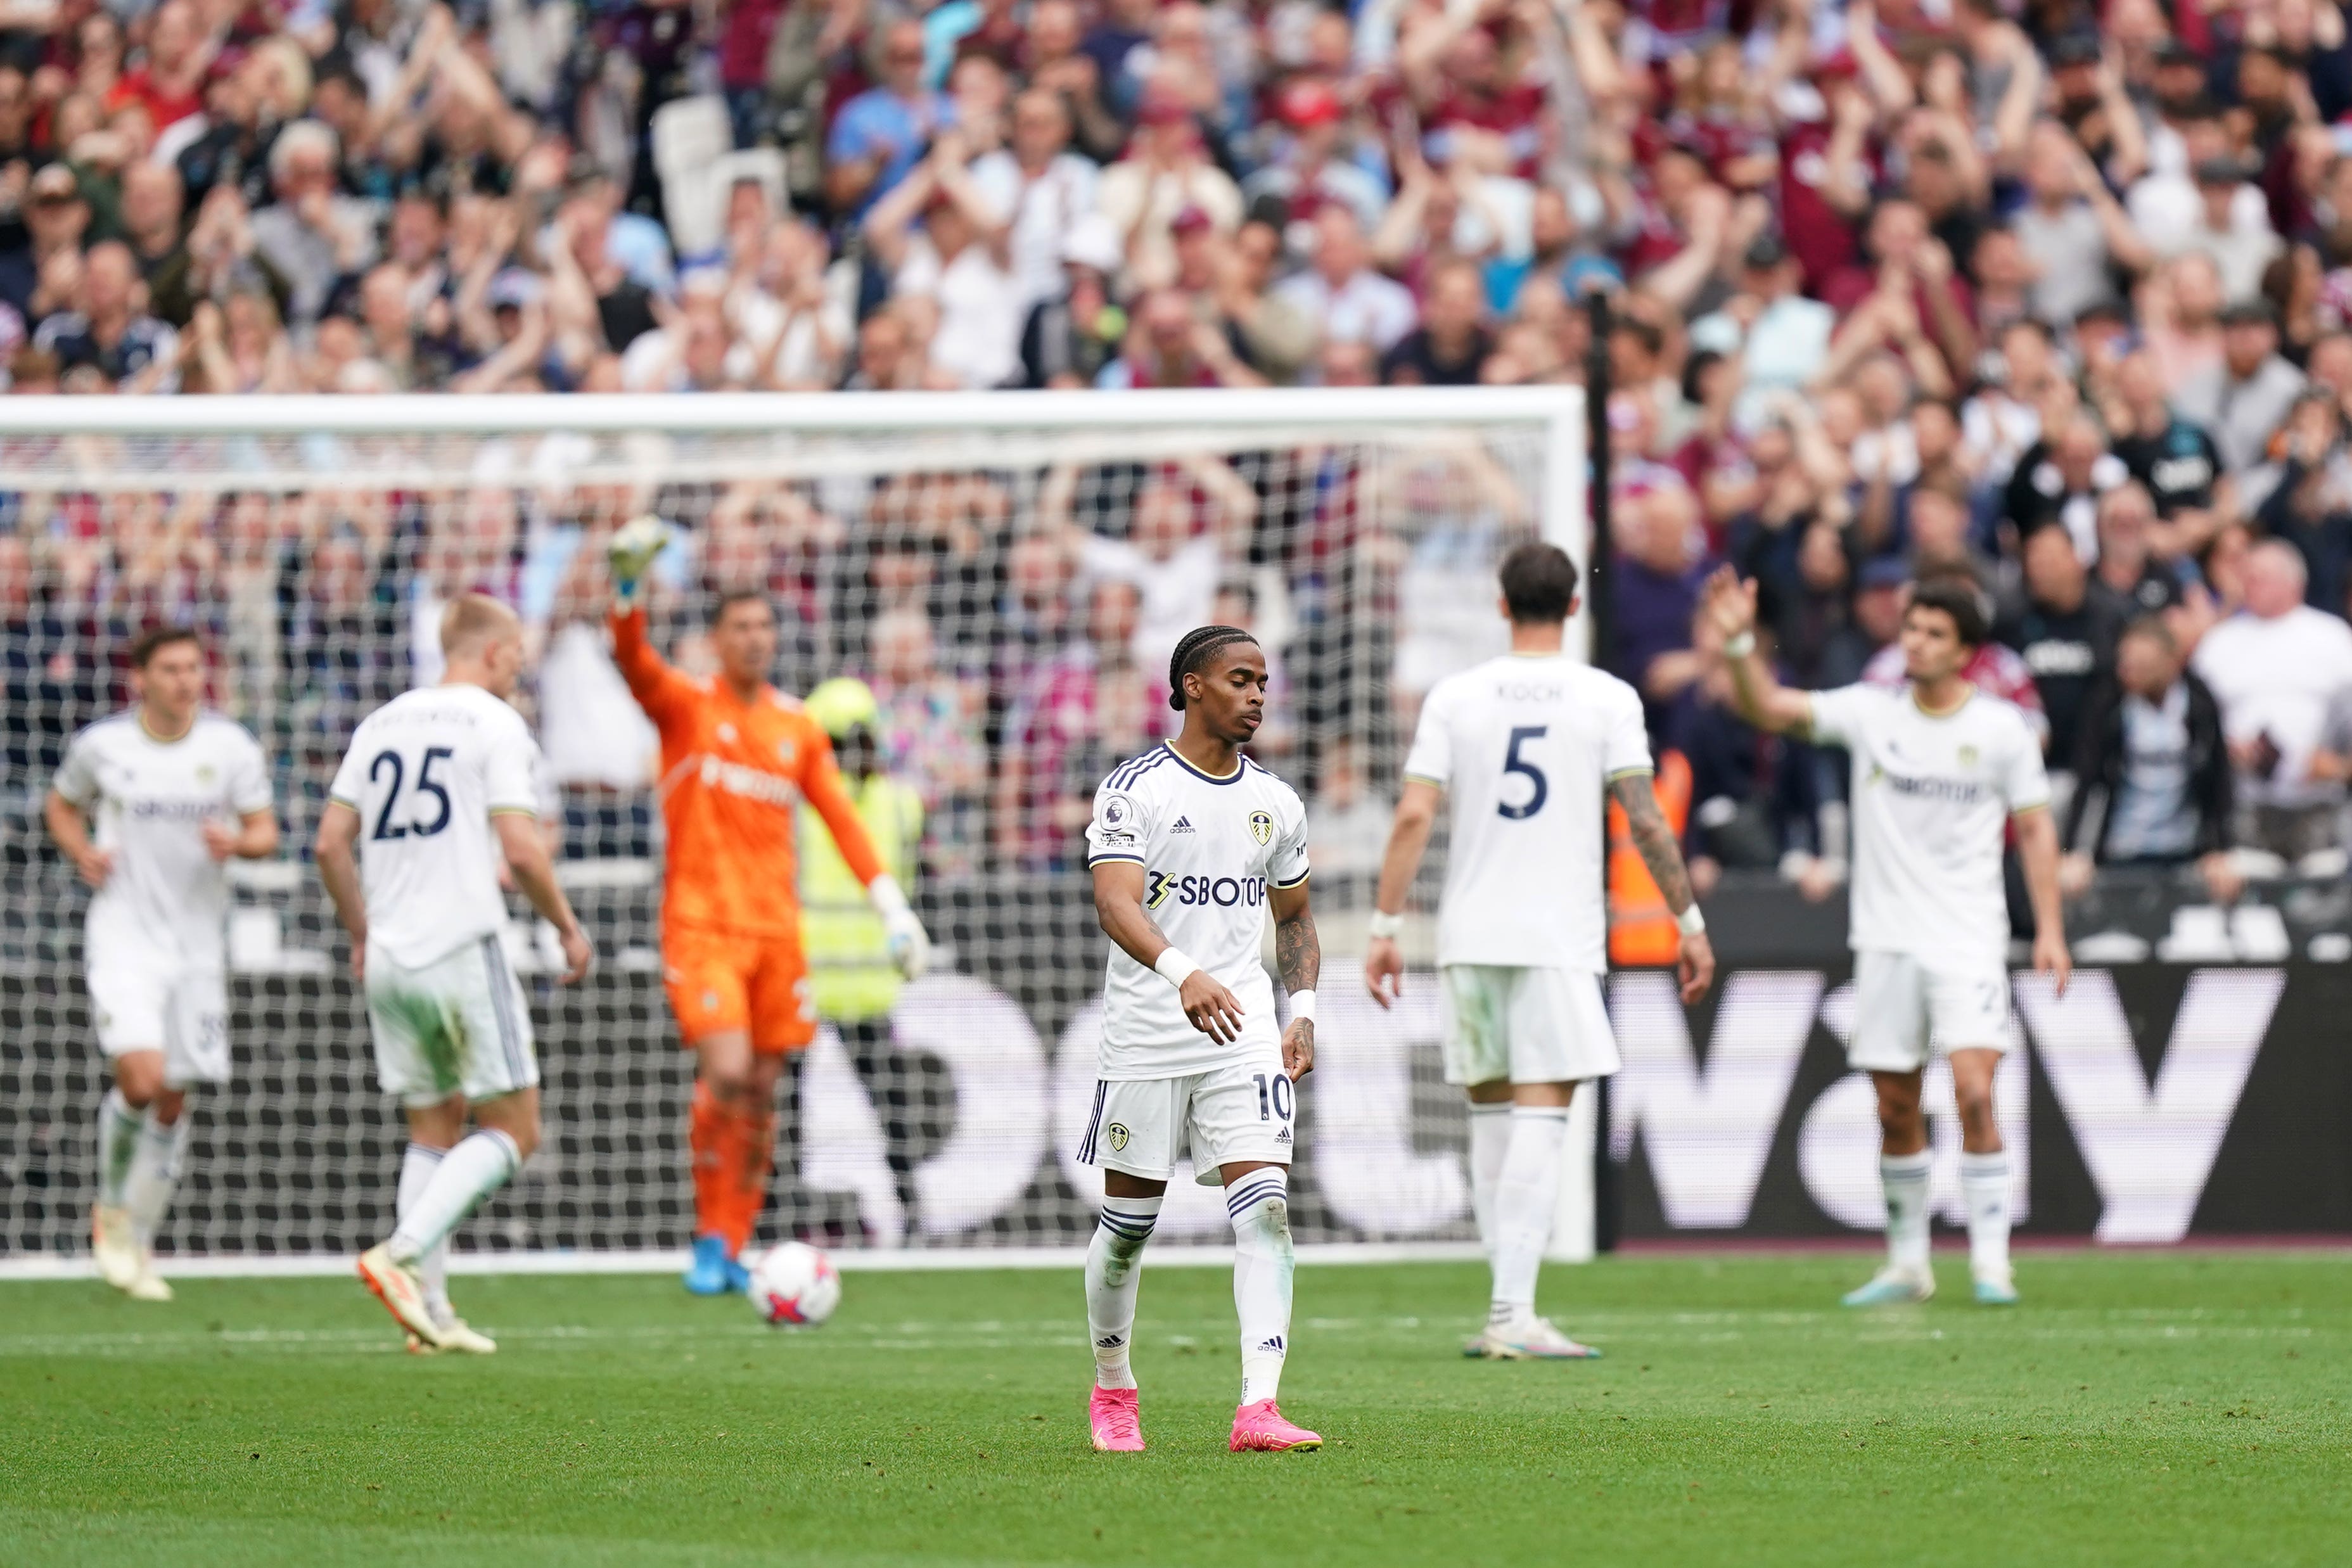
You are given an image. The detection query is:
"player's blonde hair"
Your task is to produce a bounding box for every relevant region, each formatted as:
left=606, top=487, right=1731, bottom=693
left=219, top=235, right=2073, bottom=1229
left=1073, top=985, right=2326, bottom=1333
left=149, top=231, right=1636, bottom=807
left=440, top=592, right=520, bottom=658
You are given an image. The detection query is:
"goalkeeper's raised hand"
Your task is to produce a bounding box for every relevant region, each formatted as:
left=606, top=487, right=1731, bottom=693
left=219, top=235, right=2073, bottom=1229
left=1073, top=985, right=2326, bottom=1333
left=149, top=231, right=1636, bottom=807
left=608, top=514, right=672, bottom=611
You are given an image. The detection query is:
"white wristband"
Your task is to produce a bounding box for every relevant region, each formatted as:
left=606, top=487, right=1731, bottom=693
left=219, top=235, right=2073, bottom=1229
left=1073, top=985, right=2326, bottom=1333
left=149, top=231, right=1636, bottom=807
left=1154, top=947, right=1201, bottom=988
left=1723, top=630, right=1755, bottom=660
left=867, top=873, right=912, bottom=922
left=1676, top=904, right=1708, bottom=937
left=1286, top=988, right=1317, bottom=1026
left=1367, top=909, right=1404, bottom=941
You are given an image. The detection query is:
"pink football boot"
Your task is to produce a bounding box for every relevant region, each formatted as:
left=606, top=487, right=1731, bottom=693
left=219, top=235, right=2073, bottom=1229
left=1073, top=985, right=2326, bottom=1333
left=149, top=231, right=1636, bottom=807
left=1229, top=1399, right=1322, bottom=1452
left=1089, top=1386, right=1146, bottom=1452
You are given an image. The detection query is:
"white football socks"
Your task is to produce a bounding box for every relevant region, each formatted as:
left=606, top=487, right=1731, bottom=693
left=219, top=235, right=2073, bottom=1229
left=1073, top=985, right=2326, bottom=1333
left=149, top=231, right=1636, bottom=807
left=123, top=1109, right=190, bottom=1245
left=1085, top=1194, right=1161, bottom=1391
left=1960, top=1149, right=2012, bottom=1278
left=1881, top=1151, right=1933, bottom=1273
left=1227, top=1168, right=1294, bottom=1407
left=96, top=1089, right=143, bottom=1209
left=398, top=1142, right=453, bottom=1319
left=1489, top=1106, right=1569, bottom=1321
left=388, top=1128, right=520, bottom=1265
left=1467, top=1102, right=1511, bottom=1260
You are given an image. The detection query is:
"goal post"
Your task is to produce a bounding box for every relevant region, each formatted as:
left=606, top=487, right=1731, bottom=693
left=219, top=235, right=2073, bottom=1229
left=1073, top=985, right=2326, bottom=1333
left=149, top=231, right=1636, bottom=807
left=0, top=386, right=1591, bottom=1272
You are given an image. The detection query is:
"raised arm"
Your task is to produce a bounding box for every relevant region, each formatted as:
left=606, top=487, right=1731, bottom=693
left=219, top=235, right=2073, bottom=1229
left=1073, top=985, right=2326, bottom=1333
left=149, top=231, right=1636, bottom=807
left=802, top=737, right=931, bottom=978
left=1269, top=878, right=1319, bottom=1081
left=1699, top=564, right=1817, bottom=735
left=1092, top=860, right=1247, bottom=1043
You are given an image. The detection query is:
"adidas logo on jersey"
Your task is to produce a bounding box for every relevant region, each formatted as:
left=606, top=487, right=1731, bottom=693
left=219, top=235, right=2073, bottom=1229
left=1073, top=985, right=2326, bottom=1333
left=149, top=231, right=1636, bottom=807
left=1170, top=815, right=1195, bottom=833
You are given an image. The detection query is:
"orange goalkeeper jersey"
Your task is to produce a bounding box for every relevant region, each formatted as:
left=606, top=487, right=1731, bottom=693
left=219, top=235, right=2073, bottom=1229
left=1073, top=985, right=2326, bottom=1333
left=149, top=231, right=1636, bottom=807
left=612, top=608, right=884, bottom=940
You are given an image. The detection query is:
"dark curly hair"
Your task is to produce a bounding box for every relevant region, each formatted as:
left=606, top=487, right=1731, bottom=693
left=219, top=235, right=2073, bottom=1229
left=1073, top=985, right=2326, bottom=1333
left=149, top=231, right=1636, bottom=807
left=1167, top=624, right=1259, bottom=711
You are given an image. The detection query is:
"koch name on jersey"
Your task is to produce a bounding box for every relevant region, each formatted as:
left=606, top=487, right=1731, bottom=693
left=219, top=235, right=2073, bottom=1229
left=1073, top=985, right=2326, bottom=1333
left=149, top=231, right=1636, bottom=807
left=1083, top=741, right=1310, bottom=1078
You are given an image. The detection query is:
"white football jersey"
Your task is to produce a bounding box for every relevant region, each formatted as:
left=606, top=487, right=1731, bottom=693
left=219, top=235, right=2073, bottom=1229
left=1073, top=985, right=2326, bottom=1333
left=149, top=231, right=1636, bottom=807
left=51, top=711, right=273, bottom=969
left=1401, top=653, right=1652, bottom=971
left=1083, top=741, right=1310, bottom=1080
left=1808, top=684, right=2050, bottom=964
left=328, top=683, right=545, bottom=970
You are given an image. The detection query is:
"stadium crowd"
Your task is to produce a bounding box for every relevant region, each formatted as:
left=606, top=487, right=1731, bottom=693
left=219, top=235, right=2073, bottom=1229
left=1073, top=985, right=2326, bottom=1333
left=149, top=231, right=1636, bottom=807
left=4, top=0, right=2352, bottom=895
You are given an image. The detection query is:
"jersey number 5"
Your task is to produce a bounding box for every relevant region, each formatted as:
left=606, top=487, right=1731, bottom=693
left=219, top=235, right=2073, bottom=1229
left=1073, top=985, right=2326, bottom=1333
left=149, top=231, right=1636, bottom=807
left=369, top=747, right=456, bottom=841
left=1497, top=726, right=1549, bottom=820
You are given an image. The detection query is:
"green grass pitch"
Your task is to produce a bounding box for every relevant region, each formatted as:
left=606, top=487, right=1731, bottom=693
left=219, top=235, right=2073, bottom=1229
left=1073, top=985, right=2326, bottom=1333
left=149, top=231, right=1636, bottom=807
left=3, top=1251, right=2347, bottom=1567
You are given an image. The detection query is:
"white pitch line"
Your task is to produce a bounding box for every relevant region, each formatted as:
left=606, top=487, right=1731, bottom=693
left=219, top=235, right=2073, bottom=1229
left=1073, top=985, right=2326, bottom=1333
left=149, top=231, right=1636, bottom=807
left=0, top=1241, right=1488, bottom=1284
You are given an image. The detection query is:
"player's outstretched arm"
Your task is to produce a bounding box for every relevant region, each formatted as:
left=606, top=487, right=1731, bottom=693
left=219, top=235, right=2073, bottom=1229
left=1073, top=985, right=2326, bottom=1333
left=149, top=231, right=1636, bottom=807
left=2012, top=805, right=2072, bottom=997
left=1090, top=860, right=1247, bottom=1043
left=494, top=813, right=595, bottom=983
left=803, top=741, right=931, bottom=979
left=1699, top=564, right=1815, bottom=738
left=315, top=803, right=368, bottom=982
left=1609, top=773, right=1717, bottom=1005
left=1364, top=779, right=1439, bottom=1009
left=42, top=789, right=112, bottom=889
left=1270, top=879, right=1319, bottom=1082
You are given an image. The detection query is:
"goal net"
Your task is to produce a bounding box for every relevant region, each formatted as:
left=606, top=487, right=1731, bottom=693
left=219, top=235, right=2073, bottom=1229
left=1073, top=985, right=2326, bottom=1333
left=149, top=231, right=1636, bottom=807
left=0, top=388, right=1587, bottom=1268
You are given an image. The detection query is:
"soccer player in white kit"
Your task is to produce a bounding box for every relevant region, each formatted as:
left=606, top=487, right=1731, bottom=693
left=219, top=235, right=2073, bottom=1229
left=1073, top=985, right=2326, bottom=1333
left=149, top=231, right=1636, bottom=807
left=44, top=627, right=278, bottom=1302
left=1365, top=543, right=1715, bottom=1359
left=1703, top=568, right=2069, bottom=1306
left=1079, top=624, right=1323, bottom=1454
left=317, top=596, right=594, bottom=1353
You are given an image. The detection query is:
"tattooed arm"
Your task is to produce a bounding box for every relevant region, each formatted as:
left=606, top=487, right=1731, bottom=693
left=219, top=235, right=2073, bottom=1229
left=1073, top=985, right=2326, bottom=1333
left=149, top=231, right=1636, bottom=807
left=1269, top=878, right=1319, bottom=1081
left=1610, top=771, right=1716, bottom=1005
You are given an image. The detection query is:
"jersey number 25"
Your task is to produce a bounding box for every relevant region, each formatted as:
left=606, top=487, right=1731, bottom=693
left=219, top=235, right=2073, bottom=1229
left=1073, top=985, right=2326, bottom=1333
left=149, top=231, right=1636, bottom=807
left=368, top=747, right=456, bottom=841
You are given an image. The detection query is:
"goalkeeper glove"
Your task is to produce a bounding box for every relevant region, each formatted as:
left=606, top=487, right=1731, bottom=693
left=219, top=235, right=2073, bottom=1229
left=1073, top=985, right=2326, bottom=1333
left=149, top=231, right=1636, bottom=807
left=867, top=874, right=933, bottom=981
left=608, top=514, right=672, bottom=611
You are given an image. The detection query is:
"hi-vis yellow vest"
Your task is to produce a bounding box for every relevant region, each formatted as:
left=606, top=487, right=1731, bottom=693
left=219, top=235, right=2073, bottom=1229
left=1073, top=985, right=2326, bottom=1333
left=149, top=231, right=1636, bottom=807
left=798, top=774, right=923, bottom=1022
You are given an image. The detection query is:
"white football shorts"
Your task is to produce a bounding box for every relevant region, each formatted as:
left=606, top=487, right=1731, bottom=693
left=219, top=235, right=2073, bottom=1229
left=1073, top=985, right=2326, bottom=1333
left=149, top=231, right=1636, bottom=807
left=87, top=957, right=230, bottom=1086
left=366, top=934, right=539, bottom=1109
left=1439, top=964, right=1621, bottom=1087
left=1848, top=950, right=2013, bottom=1073
left=1078, top=1046, right=1295, bottom=1185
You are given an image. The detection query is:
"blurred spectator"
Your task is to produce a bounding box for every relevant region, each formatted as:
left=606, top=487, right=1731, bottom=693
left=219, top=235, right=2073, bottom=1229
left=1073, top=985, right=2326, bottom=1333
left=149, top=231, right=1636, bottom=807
left=2191, top=539, right=2352, bottom=862
left=1020, top=212, right=1125, bottom=389
left=865, top=136, right=1022, bottom=390
left=2062, top=618, right=2240, bottom=905
left=2176, top=302, right=2305, bottom=475
left=970, top=89, right=1096, bottom=312
left=1999, top=524, right=2121, bottom=768
left=1274, top=205, right=1414, bottom=356
left=1381, top=257, right=1489, bottom=388
left=826, top=20, right=953, bottom=219
left=1611, top=478, right=1713, bottom=735
left=1095, top=91, right=1241, bottom=293
left=2090, top=484, right=2185, bottom=620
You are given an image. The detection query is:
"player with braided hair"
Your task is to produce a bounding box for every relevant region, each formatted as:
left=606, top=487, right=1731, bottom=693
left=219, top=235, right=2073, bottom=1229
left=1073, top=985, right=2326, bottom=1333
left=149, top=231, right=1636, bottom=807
left=1078, top=623, right=1324, bottom=1454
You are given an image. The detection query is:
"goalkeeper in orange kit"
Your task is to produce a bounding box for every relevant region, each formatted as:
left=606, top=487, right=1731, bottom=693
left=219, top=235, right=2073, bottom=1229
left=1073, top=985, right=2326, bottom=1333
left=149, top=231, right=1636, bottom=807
left=606, top=518, right=933, bottom=1294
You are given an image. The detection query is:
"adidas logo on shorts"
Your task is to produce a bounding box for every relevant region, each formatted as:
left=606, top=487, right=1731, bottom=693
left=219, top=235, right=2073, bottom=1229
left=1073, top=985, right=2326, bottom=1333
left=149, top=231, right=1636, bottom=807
left=1274, top=1126, right=1291, bottom=1142
left=1170, top=815, right=1195, bottom=833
